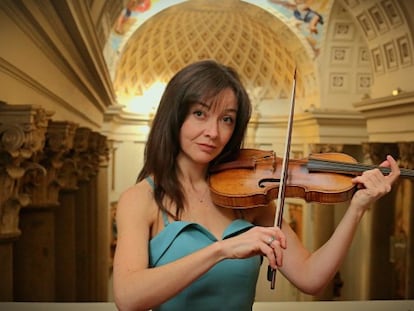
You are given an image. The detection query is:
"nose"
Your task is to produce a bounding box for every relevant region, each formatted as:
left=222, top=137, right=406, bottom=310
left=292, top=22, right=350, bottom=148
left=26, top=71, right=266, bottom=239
left=204, top=119, right=219, bottom=139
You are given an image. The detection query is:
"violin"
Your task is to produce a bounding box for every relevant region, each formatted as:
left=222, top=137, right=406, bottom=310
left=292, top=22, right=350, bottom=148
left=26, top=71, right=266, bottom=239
left=208, top=148, right=414, bottom=209
left=211, top=68, right=411, bottom=290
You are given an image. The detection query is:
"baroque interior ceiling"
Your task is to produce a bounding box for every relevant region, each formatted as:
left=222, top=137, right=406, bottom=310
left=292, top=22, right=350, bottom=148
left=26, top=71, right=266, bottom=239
left=104, top=0, right=413, bottom=115
left=115, top=0, right=305, bottom=98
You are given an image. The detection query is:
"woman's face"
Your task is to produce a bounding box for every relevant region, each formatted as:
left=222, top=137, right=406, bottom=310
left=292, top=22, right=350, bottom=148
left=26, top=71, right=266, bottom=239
left=179, top=88, right=238, bottom=166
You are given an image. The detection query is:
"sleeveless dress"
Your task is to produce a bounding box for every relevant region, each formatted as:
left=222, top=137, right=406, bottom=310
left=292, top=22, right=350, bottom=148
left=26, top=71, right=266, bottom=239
left=146, top=177, right=262, bottom=311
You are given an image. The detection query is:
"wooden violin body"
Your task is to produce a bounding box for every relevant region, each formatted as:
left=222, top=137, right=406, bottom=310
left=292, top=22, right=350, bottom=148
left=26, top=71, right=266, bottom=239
left=208, top=148, right=413, bottom=209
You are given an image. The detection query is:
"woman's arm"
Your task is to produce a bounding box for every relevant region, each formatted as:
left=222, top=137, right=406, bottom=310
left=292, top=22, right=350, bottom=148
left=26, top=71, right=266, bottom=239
left=256, top=155, right=400, bottom=295
left=112, top=182, right=223, bottom=310
left=113, top=181, right=286, bottom=310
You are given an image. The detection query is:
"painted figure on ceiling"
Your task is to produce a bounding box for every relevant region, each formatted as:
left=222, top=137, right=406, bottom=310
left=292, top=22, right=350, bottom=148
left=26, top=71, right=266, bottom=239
left=114, top=0, right=152, bottom=35
left=269, top=0, right=325, bottom=57
left=269, top=0, right=324, bottom=34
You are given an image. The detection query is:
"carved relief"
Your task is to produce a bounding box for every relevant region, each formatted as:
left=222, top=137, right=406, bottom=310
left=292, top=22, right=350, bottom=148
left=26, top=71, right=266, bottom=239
left=333, top=22, right=354, bottom=40
left=393, top=142, right=413, bottom=298
left=357, top=12, right=376, bottom=40
left=97, top=133, right=109, bottom=167
left=24, top=121, right=78, bottom=207
left=58, top=128, right=108, bottom=191
left=309, top=144, right=344, bottom=154
left=368, top=4, right=389, bottom=34
left=371, top=47, right=385, bottom=74
left=361, top=142, right=399, bottom=165
left=0, top=102, right=109, bottom=239
left=380, top=0, right=402, bottom=27
left=396, top=35, right=413, bottom=67
left=384, top=40, right=398, bottom=70
left=398, top=142, right=414, bottom=169
left=0, top=102, right=53, bottom=237
left=329, top=73, right=349, bottom=92
left=357, top=73, right=372, bottom=92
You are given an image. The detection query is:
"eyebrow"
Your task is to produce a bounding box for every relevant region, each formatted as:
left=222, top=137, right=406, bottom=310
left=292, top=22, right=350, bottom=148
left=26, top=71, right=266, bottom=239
left=195, top=101, right=238, bottom=113
left=224, top=107, right=238, bottom=114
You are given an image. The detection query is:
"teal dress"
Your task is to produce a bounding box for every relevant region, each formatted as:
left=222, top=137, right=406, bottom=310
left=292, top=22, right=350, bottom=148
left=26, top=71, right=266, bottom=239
left=147, top=178, right=262, bottom=311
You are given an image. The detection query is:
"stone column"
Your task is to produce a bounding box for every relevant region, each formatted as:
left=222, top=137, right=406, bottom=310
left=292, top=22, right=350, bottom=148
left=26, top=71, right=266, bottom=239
left=56, top=124, right=89, bottom=302
left=47, top=121, right=78, bottom=302
left=0, top=102, right=52, bottom=301
left=96, top=134, right=110, bottom=301
left=73, top=128, right=107, bottom=301
left=84, top=131, right=100, bottom=301
left=392, top=142, right=414, bottom=299
left=308, top=143, right=344, bottom=300
left=72, top=127, right=93, bottom=301
left=363, top=142, right=399, bottom=299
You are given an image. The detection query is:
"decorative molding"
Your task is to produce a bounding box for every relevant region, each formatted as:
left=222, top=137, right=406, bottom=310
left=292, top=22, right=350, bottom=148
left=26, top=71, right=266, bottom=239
left=362, top=142, right=399, bottom=165
left=384, top=40, right=398, bottom=70
left=353, top=90, right=414, bottom=116
left=24, top=121, right=78, bottom=207
left=332, top=22, right=355, bottom=41
left=356, top=73, right=372, bottom=92
left=309, top=144, right=344, bottom=154
left=0, top=0, right=116, bottom=112
left=331, top=47, right=352, bottom=65
left=368, top=4, right=389, bottom=34
left=0, top=102, right=52, bottom=237
left=398, top=142, right=414, bottom=169
left=357, top=12, right=377, bottom=40
left=396, top=35, right=413, bottom=67
left=0, top=102, right=109, bottom=237
left=329, top=72, right=350, bottom=92
left=0, top=58, right=102, bottom=129
left=371, top=46, right=385, bottom=74
left=380, top=0, right=403, bottom=27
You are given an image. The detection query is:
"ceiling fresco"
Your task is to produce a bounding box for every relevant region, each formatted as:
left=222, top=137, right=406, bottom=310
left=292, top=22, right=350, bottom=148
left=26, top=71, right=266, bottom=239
left=103, top=0, right=413, bottom=115
left=103, top=0, right=333, bottom=113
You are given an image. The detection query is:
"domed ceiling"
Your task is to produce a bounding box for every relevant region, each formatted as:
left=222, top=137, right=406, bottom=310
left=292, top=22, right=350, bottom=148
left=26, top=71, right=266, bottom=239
left=112, top=0, right=317, bottom=112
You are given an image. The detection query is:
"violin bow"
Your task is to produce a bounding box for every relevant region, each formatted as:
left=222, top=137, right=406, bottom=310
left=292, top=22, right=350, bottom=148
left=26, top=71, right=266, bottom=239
left=268, top=68, right=297, bottom=289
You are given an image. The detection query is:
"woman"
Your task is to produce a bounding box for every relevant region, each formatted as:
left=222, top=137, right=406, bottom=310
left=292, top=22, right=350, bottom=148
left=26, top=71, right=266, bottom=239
left=113, top=60, right=400, bottom=310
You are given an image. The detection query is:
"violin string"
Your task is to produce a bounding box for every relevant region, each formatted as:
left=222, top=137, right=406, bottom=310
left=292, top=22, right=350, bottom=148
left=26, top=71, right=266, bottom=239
left=255, top=155, right=413, bottom=178
left=308, top=158, right=392, bottom=175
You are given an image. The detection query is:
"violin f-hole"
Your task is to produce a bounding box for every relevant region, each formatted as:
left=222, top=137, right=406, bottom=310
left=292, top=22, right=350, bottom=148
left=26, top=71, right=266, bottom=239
left=258, top=178, right=281, bottom=188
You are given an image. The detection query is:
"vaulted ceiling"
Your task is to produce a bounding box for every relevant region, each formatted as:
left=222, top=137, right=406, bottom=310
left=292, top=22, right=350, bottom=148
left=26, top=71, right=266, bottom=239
left=112, top=0, right=311, bottom=103
left=104, top=0, right=414, bottom=115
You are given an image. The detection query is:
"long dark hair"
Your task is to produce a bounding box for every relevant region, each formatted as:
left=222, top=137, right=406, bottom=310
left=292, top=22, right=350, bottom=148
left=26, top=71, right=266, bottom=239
left=137, top=59, right=252, bottom=219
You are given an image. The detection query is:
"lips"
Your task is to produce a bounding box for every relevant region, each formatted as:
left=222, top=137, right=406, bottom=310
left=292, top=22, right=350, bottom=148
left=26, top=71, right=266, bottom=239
left=198, top=143, right=216, bottom=153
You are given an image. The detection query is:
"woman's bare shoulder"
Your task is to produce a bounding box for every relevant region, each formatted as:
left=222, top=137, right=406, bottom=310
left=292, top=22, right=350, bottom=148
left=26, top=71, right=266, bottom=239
left=117, top=179, right=155, bottom=220
left=119, top=179, right=153, bottom=201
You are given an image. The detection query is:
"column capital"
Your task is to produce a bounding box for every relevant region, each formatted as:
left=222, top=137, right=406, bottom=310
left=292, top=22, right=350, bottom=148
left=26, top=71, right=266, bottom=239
left=398, top=142, right=414, bottom=169
left=362, top=142, right=399, bottom=165
left=26, top=121, right=79, bottom=206
left=0, top=102, right=52, bottom=237
left=309, top=143, right=344, bottom=154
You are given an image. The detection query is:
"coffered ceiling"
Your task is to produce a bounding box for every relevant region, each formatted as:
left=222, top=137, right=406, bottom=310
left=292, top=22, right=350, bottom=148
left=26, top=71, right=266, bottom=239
left=104, top=0, right=413, bottom=114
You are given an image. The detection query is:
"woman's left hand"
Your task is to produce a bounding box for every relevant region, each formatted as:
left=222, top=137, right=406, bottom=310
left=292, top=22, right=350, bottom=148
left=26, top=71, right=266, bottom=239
left=351, top=155, right=400, bottom=211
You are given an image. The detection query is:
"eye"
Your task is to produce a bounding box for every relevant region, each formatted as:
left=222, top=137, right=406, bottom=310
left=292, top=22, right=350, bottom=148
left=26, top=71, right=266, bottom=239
left=193, top=110, right=205, bottom=118
left=223, top=116, right=234, bottom=124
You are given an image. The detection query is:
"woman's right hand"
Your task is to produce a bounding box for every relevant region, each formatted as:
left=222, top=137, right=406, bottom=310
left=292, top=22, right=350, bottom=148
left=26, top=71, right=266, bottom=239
left=219, top=226, right=286, bottom=269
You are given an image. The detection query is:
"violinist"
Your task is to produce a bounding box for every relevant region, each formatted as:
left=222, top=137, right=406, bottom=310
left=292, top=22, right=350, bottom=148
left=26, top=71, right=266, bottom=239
left=112, top=60, right=400, bottom=311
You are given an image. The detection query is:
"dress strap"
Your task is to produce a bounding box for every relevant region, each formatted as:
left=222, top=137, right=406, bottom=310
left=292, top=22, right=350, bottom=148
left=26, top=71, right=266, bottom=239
left=145, top=175, right=155, bottom=188
left=145, top=176, right=170, bottom=226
